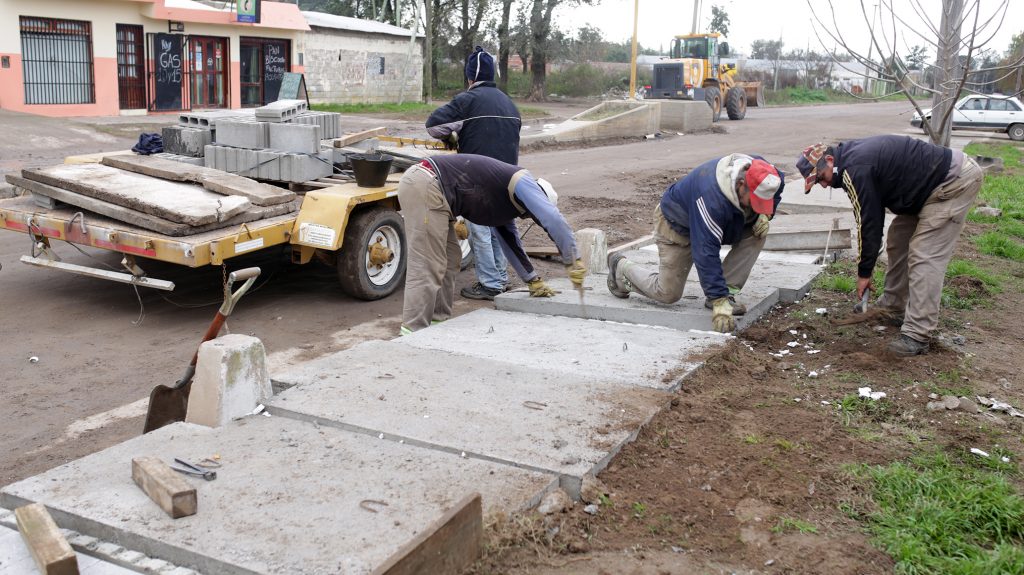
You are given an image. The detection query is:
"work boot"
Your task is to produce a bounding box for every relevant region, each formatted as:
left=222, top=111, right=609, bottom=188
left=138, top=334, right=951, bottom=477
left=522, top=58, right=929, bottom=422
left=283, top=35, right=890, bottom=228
left=704, top=295, right=747, bottom=315
left=606, top=253, right=631, bottom=298
left=887, top=334, right=929, bottom=357
left=460, top=282, right=502, bottom=301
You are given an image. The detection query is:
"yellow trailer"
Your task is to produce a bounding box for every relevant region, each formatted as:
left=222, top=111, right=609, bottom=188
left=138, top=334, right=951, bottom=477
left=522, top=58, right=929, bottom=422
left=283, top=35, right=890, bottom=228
left=0, top=179, right=407, bottom=300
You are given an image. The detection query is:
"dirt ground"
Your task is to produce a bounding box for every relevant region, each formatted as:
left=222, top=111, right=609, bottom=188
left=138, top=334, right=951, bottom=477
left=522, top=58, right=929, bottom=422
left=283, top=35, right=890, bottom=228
left=1, top=101, right=1020, bottom=573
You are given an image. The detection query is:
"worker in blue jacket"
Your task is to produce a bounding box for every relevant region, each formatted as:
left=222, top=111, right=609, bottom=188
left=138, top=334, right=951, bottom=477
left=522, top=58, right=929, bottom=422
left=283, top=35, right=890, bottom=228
left=606, top=154, right=785, bottom=333
left=426, top=46, right=522, bottom=301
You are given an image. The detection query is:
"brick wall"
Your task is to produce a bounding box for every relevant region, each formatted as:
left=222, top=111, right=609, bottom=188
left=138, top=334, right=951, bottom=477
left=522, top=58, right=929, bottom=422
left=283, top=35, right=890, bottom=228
left=304, top=28, right=423, bottom=104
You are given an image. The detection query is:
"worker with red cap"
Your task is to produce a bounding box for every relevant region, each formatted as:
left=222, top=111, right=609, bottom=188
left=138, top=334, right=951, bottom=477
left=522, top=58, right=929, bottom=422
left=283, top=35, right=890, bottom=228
left=606, top=154, right=785, bottom=333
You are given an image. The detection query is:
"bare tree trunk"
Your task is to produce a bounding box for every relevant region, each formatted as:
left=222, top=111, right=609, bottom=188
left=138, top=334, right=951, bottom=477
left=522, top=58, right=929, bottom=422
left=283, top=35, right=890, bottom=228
left=497, top=0, right=513, bottom=92
left=528, top=0, right=554, bottom=100
left=1016, top=42, right=1023, bottom=95
left=930, top=0, right=965, bottom=147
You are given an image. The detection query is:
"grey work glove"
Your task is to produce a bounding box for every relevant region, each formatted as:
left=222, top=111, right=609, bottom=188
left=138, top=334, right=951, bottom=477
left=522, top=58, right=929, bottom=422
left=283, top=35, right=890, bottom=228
left=752, top=214, right=771, bottom=239
left=710, top=297, right=736, bottom=333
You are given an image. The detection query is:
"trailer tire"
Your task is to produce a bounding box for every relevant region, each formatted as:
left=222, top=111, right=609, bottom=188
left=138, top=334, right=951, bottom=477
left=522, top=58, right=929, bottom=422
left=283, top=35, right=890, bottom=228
left=726, top=86, right=747, bottom=120
left=337, top=206, right=406, bottom=300
left=705, top=87, right=722, bottom=122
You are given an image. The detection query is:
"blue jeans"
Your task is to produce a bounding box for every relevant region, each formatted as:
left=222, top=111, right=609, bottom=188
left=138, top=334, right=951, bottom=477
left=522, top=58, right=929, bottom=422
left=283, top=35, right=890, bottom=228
left=467, top=221, right=508, bottom=290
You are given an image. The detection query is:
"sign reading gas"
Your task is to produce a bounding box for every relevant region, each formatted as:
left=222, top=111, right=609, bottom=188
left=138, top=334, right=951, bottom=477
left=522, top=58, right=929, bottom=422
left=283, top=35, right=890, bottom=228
left=236, top=0, right=261, bottom=23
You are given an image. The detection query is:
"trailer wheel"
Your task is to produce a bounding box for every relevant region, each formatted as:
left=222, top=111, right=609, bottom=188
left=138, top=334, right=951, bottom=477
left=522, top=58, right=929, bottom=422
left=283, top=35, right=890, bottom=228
left=705, top=87, right=722, bottom=122
left=457, top=216, right=474, bottom=270
left=337, top=206, right=406, bottom=300
left=726, top=86, right=747, bottom=120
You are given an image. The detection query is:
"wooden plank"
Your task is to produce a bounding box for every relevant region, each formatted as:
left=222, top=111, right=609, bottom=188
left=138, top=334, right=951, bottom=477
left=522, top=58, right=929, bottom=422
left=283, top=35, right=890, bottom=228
left=23, top=164, right=251, bottom=226
left=14, top=503, right=79, bottom=575
left=131, top=456, right=197, bottom=519
left=100, top=155, right=296, bottom=207
left=331, top=127, right=388, bottom=148
left=609, top=234, right=655, bottom=254
left=524, top=246, right=559, bottom=258
left=372, top=493, right=482, bottom=575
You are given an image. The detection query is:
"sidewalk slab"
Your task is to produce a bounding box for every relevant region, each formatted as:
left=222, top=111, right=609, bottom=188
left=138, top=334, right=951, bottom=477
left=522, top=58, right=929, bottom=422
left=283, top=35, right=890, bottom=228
left=396, top=308, right=723, bottom=390
left=268, top=340, right=671, bottom=496
left=494, top=250, right=822, bottom=331
left=1, top=417, right=554, bottom=575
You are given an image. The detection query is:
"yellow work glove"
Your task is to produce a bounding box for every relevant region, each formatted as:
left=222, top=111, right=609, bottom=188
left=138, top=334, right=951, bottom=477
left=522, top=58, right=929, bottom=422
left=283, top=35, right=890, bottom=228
left=453, top=220, right=469, bottom=241
left=566, top=259, right=587, bottom=288
left=710, top=297, right=736, bottom=333
left=443, top=132, right=459, bottom=151
left=527, top=278, right=558, bottom=297
left=752, top=214, right=771, bottom=239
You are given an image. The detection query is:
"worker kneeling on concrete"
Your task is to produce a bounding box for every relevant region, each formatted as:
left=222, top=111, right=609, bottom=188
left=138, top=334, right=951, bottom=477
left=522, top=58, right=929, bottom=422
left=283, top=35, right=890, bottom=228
left=398, top=154, right=586, bottom=334
left=606, top=155, right=784, bottom=333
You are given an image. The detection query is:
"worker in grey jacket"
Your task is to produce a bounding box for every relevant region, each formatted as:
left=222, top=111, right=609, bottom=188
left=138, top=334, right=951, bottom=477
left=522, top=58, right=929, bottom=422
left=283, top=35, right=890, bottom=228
left=797, top=136, right=982, bottom=356
left=398, top=154, right=586, bottom=334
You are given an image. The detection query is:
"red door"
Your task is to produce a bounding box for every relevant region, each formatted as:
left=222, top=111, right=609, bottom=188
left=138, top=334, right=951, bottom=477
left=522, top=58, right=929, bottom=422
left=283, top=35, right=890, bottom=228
left=189, top=36, right=227, bottom=108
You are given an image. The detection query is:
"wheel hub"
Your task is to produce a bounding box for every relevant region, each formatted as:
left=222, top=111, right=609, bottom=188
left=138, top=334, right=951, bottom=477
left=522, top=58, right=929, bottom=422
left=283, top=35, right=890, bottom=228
left=368, top=240, right=394, bottom=268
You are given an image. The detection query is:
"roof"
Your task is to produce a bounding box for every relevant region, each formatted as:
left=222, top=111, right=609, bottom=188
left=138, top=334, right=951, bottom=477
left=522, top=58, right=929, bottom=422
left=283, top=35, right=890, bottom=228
left=302, top=11, right=420, bottom=38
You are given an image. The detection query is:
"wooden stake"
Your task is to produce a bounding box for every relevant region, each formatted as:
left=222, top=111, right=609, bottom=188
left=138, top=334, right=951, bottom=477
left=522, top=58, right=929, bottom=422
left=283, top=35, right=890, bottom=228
left=131, top=457, right=197, bottom=519
left=14, top=503, right=79, bottom=575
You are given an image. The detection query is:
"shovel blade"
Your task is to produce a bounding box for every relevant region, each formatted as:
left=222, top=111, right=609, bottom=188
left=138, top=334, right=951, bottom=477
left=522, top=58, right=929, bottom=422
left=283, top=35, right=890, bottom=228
left=143, top=381, right=192, bottom=434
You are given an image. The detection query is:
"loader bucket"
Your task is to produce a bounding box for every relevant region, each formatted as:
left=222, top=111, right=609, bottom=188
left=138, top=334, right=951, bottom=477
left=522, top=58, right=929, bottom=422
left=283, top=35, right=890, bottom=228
left=738, top=81, right=764, bottom=107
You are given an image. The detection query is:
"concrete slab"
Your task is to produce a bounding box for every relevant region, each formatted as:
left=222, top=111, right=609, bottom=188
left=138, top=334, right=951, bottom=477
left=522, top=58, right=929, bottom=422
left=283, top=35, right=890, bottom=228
left=655, top=100, right=713, bottom=133
left=394, top=308, right=722, bottom=390
left=268, top=340, right=671, bottom=496
left=495, top=249, right=823, bottom=331
left=521, top=101, right=660, bottom=145
left=1, top=417, right=556, bottom=575
left=778, top=179, right=854, bottom=214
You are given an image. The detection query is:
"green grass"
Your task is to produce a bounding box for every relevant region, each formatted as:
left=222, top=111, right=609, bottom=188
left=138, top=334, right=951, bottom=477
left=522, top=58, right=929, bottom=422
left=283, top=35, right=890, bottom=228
left=311, top=102, right=436, bottom=115
left=815, top=272, right=857, bottom=293
left=946, top=259, right=1002, bottom=288
left=968, top=175, right=1024, bottom=223
left=943, top=259, right=1001, bottom=309
left=765, top=87, right=911, bottom=106
left=772, top=516, right=818, bottom=534
left=964, top=142, right=1023, bottom=170
left=856, top=452, right=1024, bottom=573
left=976, top=232, right=1024, bottom=261
left=836, top=394, right=895, bottom=427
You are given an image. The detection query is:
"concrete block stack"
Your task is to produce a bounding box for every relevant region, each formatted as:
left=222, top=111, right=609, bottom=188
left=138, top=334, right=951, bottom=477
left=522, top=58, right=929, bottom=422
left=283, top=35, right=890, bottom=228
left=203, top=145, right=332, bottom=183
left=293, top=110, right=341, bottom=139
left=254, top=99, right=308, bottom=122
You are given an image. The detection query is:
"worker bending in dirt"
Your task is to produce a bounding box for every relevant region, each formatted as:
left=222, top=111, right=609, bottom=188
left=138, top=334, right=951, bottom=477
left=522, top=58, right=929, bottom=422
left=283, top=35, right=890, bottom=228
left=398, top=154, right=586, bottom=334
left=796, top=136, right=982, bottom=356
left=606, top=155, right=785, bottom=333
left=426, top=46, right=522, bottom=301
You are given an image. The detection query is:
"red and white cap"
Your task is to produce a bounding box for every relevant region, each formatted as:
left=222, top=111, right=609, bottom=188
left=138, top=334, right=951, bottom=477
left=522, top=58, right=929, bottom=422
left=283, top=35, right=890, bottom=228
left=745, top=159, right=781, bottom=216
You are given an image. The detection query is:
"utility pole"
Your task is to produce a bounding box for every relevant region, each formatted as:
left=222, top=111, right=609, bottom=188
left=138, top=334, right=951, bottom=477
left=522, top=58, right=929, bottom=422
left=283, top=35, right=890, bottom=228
left=629, top=0, right=639, bottom=98
left=690, top=0, right=701, bottom=35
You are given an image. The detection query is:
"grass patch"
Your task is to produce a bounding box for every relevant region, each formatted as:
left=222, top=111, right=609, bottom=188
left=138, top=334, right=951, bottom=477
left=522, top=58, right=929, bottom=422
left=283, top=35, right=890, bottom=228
left=857, top=452, right=1024, bottom=573
left=772, top=516, right=818, bottom=534
left=976, top=232, right=1024, bottom=261
left=815, top=272, right=857, bottom=293
left=964, top=142, right=1023, bottom=170
left=969, top=175, right=1024, bottom=222
left=311, top=102, right=436, bottom=115
left=946, top=259, right=1002, bottom=288
left=836, top=394, right=894, bottom=426
left=943, top=259, right=1001, bottom=309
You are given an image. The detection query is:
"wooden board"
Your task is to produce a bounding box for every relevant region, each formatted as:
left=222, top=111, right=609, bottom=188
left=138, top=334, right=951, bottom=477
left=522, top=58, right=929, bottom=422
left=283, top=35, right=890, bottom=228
left=7, top=175, right=298, bottom=237
left=372, top=493, right=482, bottom=575
left=331, top=127, right=388, bottom=148
left=100, top=155, right=296, bottom=207
left=23, top=164, right=251, bottom=226
left=14, top=503, right=79, bottom=575
left=131, top=456, right=197, bottom=519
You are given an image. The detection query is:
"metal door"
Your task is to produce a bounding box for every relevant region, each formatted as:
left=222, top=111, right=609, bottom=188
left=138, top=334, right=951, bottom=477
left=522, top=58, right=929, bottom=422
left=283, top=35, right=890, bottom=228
left=189, top=36, right=228, bottom=108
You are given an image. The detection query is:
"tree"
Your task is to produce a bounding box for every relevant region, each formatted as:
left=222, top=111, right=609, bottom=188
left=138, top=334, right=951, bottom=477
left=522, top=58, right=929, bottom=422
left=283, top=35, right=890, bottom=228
left=496, top=0, right=515, bottom=91
left=527, top=0, right=596, bottom=100
left=808, top=0, right=1024, bottom=146
left=708, top=5, right=730, bottom=37
left=905, top=45, right=928, bottom=70
left=750, top=39, right=784, bottom=60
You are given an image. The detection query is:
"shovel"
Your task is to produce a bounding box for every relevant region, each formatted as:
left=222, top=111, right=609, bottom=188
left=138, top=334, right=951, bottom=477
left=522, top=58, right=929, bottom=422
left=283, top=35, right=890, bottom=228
left=143, top=267, right=261, bottom=434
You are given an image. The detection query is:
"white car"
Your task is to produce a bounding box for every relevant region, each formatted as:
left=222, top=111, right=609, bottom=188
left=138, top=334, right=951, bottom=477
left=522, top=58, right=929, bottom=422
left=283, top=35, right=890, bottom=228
left=911, top=94, right=1024, bottom=141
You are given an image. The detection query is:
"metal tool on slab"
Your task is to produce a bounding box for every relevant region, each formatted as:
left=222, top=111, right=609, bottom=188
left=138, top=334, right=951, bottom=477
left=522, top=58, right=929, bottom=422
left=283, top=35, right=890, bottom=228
left=143, top=267, right=261, bottom=433
left=171, top=458, right=217, bottom=481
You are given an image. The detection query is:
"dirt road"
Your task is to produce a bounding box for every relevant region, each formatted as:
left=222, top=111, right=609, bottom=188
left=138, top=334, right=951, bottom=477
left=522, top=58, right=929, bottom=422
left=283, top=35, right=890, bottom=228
left=0, top=100, right=993, bottom=487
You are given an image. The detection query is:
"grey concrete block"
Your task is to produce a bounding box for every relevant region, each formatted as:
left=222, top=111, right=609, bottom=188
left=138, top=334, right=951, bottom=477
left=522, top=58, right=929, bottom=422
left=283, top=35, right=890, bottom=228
left=153, top=153, right=206, bottom=167
left=255, top=99, right=308, bottom=122
left=161, top=126, right=212, bottom=157
left=269, top=340, right=670, bottom=496
left=186, top=335, right=271, bottom=428
left=395, top=308, right=719, bottom=390
left=215, top=120, right=268, bottom=149
left=1, top=417, right=555, bottom=574
left=269, top=123, right=321, bottom=154
left=495, top=248, right=822, bottom=331
left=656, top=99, right=713, bottom=132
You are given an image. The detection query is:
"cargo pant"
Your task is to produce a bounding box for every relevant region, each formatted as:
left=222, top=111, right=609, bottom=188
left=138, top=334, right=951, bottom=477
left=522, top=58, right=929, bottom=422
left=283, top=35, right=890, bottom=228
left=398, top=165, right=462, bottom=332
left=621, top=205, right=766, bottom=303
left=875, top=156, right=983, bottom=342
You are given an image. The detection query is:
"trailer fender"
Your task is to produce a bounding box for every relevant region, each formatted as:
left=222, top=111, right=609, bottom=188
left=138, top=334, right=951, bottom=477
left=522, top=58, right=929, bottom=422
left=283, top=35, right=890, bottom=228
left=290, top=184, right=399, bottom=254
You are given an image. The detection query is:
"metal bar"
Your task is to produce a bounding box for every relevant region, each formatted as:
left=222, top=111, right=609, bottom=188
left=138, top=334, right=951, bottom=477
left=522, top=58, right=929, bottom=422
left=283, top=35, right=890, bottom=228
left=20, top=256, right=176, bottom=291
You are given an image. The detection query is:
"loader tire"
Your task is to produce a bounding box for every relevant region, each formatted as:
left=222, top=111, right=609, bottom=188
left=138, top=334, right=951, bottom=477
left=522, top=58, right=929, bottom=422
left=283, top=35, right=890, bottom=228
left=705, top=87, right=722, bottom=122
left=726, top=86, right=747, bottom=120
left=337, top=206, right=406, bottom=300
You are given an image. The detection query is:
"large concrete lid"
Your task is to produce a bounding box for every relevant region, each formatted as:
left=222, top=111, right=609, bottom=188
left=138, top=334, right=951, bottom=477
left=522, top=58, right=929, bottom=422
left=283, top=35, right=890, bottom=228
left=396, top=308, right=721, bottom=390
left=268, top=340, right=670, bottom=493
left=1, top=417, right=555, bottom=575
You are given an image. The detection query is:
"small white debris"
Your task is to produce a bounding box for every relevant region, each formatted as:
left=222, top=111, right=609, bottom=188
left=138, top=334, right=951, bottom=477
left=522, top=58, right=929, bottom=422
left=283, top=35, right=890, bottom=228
left=779, top=349, right=791, bottom=355
left=821, top=400, right=831, bottom=405
left=815, top=308, right=828, bottom=315
left=423, top=415, right=429, bottom=419
left=1002, top=456, right=1011, bottom=463
left=808, top=371, right=819, bottom=378
left=789, top=330, right=798, bottom=335
left=858, top=387, right=887, bottom=400
left=584, top=504, right=599, bottom=515
left=971, top=448, right=990, bottom=458
left=461, top=451, right=467, bottom=458
left=251, top=404, right=265, bottom=415
left=29, top=356, right=39, bottom=363
left=794, top=398, right=802, bottom=402
left=378, top=433, right=385, bottom=439
left=765, top=559, right=776, bottom=566
left=807, top=349, right=822, bottom=355
left=787, top=341, right=799, bottom=348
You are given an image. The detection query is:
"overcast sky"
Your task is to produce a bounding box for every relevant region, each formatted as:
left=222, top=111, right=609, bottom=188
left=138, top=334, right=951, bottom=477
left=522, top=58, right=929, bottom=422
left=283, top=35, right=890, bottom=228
left=556, top=0, right=1023, bottom=59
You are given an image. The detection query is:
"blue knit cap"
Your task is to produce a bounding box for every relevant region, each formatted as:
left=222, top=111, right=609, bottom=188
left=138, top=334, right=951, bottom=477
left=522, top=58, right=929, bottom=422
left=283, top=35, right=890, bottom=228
left=464, top=46, right=496, bottom=82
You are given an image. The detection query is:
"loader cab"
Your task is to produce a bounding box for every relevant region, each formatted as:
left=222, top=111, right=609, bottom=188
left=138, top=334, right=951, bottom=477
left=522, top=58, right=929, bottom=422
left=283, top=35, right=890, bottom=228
left=669, top=34, right=725, bottom=86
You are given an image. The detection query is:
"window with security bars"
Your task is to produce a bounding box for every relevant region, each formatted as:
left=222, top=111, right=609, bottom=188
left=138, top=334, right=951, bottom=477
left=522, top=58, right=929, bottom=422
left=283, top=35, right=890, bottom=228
left=20, top=16, right=95, bottom=105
